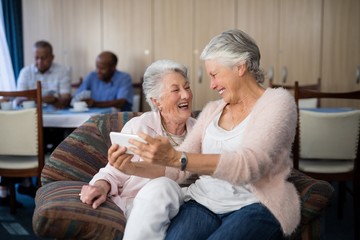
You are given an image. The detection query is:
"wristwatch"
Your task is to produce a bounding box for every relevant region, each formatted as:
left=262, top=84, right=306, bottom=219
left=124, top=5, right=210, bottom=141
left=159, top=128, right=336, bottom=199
left=180, top=152, right=187, bottom=171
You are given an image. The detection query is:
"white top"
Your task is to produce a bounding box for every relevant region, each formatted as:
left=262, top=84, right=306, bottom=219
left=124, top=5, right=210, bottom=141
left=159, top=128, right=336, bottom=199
left=17, top=63, right=71, bottom=96
left=183, top=112, right=259, bottom=214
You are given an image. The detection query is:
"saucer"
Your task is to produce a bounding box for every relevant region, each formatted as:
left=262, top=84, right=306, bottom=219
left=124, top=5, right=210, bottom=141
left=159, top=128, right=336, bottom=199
left=69, top=107, right=89, bottom=112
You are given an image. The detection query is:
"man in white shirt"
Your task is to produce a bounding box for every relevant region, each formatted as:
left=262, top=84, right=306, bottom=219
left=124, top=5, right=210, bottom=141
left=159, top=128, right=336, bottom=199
left=17, top=40, right=71, bottom=108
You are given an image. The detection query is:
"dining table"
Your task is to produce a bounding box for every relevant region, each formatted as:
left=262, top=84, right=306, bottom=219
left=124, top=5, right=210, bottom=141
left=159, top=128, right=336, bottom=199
left=42, top=106, right=115, bottom=128
left=300, top=107, right=356, bottom=113
left=41, top=106, right=116, bottom=153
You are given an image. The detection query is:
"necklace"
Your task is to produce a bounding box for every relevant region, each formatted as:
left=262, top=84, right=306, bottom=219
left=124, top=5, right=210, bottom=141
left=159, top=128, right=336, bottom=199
left=160, top=119, right=186, bottom=146
left=227, top=103, right=248, bottom=130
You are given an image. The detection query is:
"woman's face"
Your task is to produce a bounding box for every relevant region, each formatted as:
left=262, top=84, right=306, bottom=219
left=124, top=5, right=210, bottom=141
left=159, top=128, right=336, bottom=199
left=205, top=60, right=240, bottom=103
left=156, top=72, right=193, bottom=124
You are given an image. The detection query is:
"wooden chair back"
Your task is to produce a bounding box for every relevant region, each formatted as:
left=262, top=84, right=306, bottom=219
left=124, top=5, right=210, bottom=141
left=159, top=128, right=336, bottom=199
left=132, top=78, right=144, bottom=112
left=0, top=81, right=44, bottom=213
left=269, top=78, right=321, bottom=108
left=294, top=81, right=360, bottom=239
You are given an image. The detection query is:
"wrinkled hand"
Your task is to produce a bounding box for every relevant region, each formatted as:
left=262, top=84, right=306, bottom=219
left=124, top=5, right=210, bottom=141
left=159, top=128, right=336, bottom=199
left=108, top=144, right=136, bottom=175
left=129, top=132, right=179, bottom=167
left=80, top=182, right=109, bottom=209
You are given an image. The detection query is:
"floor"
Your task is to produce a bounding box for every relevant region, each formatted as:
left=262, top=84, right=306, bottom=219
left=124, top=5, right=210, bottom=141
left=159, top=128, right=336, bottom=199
left=0, top=182, right=356, bottom=239
left=0, top=192, right=38, bottom=240
left=322, top=182, right=355, bottom=240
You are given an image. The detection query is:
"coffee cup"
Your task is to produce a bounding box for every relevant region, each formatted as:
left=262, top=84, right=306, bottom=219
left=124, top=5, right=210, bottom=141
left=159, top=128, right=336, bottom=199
left=73, top=101, right=88, bottom=110
left=1, top=101, right=13, bottom=110
left=22, top=100, right=36, bottom=109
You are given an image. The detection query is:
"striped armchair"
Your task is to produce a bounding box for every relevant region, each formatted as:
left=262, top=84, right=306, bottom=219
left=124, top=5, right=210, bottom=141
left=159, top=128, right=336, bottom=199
left=32, top=112, right=334, bottom=240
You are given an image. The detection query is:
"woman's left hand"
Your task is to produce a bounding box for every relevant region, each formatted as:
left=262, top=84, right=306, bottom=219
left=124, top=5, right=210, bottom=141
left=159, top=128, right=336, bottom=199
left=129, top=132, right=180, bottom=167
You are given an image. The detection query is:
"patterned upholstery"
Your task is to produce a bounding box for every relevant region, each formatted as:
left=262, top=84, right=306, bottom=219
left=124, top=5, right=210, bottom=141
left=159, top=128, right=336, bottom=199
left=288, top=168, right=334, bottom=239
left=33, top=112, right=141, bottom=239
left=33, top=112, right=334, bottom=240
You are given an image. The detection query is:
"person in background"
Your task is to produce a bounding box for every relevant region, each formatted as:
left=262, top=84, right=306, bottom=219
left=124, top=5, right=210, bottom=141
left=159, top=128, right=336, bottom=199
left=17, top=40, right=71, bottom=153
left=79, top=59, right=196, bottom=239
left=117, top=29, right=301, bottom=239
left=1, top=40, right=71, bottom=205
left=17, top=40, right=71, bottom=108
left=72, top=51, right=134, bottom=111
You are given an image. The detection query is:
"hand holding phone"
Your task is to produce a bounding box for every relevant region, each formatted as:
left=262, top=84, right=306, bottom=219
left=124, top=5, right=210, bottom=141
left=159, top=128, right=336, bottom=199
left=109, top=132, right=146, bottom=154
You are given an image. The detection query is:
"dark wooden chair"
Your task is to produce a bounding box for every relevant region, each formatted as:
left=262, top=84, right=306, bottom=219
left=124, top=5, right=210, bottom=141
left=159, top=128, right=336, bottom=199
left=293, top=81, right=360, bottom=239
left=132, top=78, right=144, bottom=112
left=0, top=81, right=44, bottom=214
left=71, top=77, right=83, bottom=90
left=269, top=78, right=321, bottom=108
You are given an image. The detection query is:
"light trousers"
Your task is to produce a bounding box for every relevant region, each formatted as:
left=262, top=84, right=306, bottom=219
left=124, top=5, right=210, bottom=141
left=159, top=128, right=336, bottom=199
left=123, top=177, right=183, bottom=240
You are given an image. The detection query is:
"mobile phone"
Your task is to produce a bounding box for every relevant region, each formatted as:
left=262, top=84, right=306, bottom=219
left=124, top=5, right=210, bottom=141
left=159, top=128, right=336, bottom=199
left=109, top=132, right=146, bottom=154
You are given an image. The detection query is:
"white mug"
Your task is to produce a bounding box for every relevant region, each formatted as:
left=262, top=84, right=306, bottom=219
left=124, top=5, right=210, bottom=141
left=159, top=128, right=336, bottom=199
left=22, top=100, right=36, bottom=109
left=1, top=101, right=13, bottom=110
left=73, top=101, right=88, bottom=110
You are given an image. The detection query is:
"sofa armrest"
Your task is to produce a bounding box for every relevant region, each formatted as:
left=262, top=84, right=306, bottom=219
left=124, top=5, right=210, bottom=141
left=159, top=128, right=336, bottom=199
left=33, top=181, right=126, bottom=240
left=288, top=169, right=334, bottom=239
left=35, top=112, right=144, bottom=239
left=41, top=112, right=144, bottom=185
left=41, top=115, right=111, bottom=185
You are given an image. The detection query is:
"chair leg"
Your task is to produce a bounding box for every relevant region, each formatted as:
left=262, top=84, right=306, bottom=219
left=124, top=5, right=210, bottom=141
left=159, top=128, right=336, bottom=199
left=337, top=181, right=346, bottom=219
left=354, top=180, right=360, bottom=240
left=8, top=182, right=16, bottom=214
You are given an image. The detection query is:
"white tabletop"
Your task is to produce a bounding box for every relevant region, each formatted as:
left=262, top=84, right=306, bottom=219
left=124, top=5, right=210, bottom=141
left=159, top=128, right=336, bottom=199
left=43, top=107, right=115, bottom=128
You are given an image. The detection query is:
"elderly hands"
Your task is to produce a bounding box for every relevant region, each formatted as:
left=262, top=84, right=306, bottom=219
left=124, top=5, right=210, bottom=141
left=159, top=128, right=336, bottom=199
left=127, top=132, right=180, bottom=168
left=79, top=180, right=110, bottom=209
left=108, top=132, right=180, bottom=171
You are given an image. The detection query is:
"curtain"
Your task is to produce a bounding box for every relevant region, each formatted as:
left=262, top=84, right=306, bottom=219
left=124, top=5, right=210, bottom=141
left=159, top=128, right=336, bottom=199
left=1, top=0, right=23, bottom=81
left=0, top=0, right=16, bottom=91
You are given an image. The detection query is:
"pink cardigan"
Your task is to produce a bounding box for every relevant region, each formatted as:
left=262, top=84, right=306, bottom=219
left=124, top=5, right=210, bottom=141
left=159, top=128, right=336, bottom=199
left=174, top=88, right=300, bottom=236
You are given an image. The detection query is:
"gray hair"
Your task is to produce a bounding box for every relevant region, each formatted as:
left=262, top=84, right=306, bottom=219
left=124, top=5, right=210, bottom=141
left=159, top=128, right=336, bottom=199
left=143, top=59, right=188, bottom=111
left=200, top=29, right=264, bottom=84
left=34, top=40, right=53, bottom=55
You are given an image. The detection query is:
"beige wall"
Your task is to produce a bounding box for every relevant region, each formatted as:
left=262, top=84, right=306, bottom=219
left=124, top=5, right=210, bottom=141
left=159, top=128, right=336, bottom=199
left=22, top=0, right=360, bottom=110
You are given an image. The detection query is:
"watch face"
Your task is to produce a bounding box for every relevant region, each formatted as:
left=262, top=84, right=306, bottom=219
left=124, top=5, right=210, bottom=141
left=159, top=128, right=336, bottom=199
left=180, top=152, right=187, bottom=171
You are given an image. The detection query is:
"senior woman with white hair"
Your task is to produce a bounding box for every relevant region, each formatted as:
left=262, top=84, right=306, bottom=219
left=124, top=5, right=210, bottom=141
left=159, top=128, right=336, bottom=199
left=79, top=59, right=196, bottom=239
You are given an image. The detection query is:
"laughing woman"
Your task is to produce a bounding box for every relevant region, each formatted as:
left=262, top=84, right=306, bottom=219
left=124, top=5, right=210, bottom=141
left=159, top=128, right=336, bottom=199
left=79, top=59, right=196, bottom=239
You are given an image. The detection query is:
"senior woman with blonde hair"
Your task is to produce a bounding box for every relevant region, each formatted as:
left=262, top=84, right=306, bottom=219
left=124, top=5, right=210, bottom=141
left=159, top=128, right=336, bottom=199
left=79, top=59, right=196, bottom=239
left=125, top=29, right=300, bottom=240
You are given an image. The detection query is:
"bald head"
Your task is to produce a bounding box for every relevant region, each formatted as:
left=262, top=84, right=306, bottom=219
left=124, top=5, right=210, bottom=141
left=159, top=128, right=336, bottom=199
left=98, top=51, right=118, bottom=66
left=96, top=51, right=118, bottom=82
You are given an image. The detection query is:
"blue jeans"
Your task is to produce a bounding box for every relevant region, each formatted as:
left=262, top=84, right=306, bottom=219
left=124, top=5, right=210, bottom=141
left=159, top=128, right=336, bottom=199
left=165, top=200, right=286, bottom=240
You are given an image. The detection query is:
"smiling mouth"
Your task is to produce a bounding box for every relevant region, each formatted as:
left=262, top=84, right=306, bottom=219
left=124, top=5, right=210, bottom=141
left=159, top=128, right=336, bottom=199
left=178, top=103, right=189, bottom=109
left=218, top=88, right=225, bottom=95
